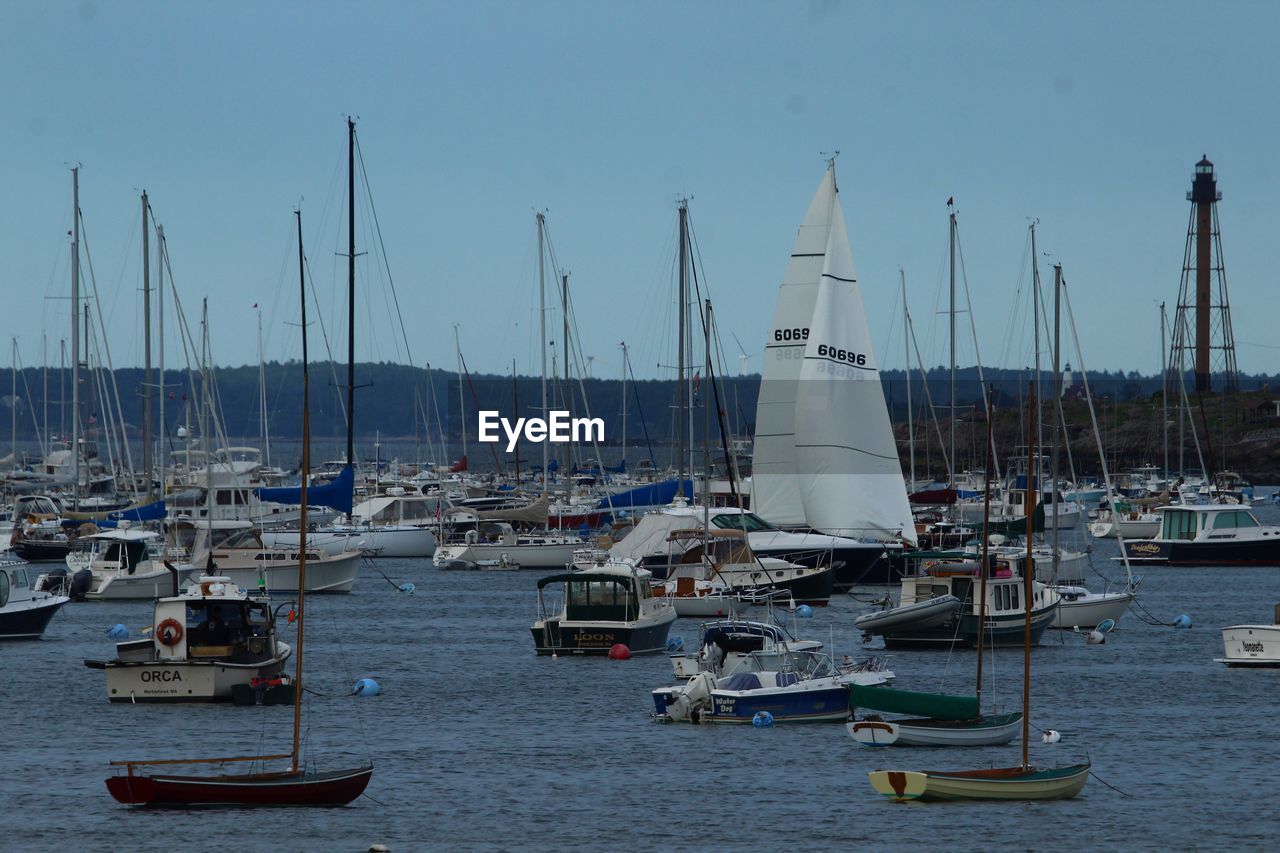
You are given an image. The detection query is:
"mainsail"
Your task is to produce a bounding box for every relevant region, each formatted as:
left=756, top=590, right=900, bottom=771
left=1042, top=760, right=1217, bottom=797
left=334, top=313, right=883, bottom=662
left=751, top=166, right=838, bottom=526
left=793, top=167, right=916, bottom=544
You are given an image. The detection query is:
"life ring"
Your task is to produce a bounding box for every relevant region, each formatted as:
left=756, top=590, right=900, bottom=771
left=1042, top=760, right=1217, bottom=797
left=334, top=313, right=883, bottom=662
left=156, top=618, right=184, bottom=646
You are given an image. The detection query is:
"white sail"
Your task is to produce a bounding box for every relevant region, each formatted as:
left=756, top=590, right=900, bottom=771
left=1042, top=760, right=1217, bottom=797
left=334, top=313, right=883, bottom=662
left=793, top=168, right=917, bottom=545
left=751, top=166, right=838, bottom=527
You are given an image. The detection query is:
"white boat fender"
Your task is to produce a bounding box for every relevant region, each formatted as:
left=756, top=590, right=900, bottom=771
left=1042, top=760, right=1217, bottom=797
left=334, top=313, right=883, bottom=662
left=1086, top=630, right=1105, bottom=645
left=1042, top=729, right=1061, bottom=744
left=106, top=623, right=129, bottom=640
left=1174, top=614, right=1192, bottom=629
left=352, top=678, right=381, bottom=697
left=752, top=711, right=774, bottom=728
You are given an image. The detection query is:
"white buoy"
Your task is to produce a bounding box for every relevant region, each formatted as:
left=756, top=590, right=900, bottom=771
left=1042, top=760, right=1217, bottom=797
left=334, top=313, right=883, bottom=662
left=1086, top=630, right=1105, bottom=645
left=1042, top=729, right=1061, bottom=744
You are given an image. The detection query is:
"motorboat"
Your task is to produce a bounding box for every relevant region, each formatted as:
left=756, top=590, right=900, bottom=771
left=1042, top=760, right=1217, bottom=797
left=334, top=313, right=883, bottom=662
left=65, top=528, right=184, bottom=601
left=265, top=489, right=440, bottom=558
left=664, top=528, right=836, bottom=606
left=1088, top=502, right=1161, bottom=540
left=0, top=558, right=69, bottom=639
left=1217, top=606, right=1280, bottom=667
left=170, top=519, right=363, bottom=594
left=83, top=575, right=292, bottom=702
left=652, top=647, right=893, bottom=724
left=1120, top=505, right=1280, bottom=565
left=665, top=619, right=823, bottom=681
left=531, top=563, right=676, bottom=655
left=434, top=520, right=580, bottom=571
left=855, top=553, right=1058, bottom=649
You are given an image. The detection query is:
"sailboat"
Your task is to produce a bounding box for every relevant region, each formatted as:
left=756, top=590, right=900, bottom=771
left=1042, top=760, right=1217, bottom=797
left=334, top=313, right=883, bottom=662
left=751, top=160, right=916, bottom=588
left=849, top=401, right=1021, bottom=747
left=868, top=385, right=1089, bottom=801
left=105, top=208, right=373, bottom=808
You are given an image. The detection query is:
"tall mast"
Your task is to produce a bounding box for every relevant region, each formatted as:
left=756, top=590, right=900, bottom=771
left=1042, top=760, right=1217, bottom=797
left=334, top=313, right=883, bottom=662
left=676, top=201, right=688, bottom=498
left=902, top=269, right=914, bottom=489
left=703, top=299, right=713, bottom=526
left=948, top=202, right=956, bottom=484
left=291, top=208, right=310, bottom=773
left=1030, top=221, right=1042, bottom=466
left=258, top=307, right=269, bottom=467
left=453, top=324, right=466, bottom=465
left=537, top=212, right=548, bottom=494
left=620, top=342, right=628, bottom=469
left=1051, top=264, right=1062, bottom=581
left=142, top=191, right=153, bottom=498
left=512, top=359, right=520, bottom=483
left=157, top=225, right=166, bottom=497
left=346, top=117, right=356, bottom=467
left=975, top=385, right=994, bottom=704
left=1022, top=382, right=1037, bottom=770
left=562, top=271, right=570, bottom=477
left=71, top=167, right=81, bottom=510
left=9, top=339, right=16, bottom=464
left=41, top=334, right=47, bottom=459
left=1160, top=302, right=1168, bottom=481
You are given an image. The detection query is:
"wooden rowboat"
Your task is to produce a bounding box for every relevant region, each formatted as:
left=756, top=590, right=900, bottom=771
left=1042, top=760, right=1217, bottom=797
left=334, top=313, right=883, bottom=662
left=868, top=763, right=1090, bottom=801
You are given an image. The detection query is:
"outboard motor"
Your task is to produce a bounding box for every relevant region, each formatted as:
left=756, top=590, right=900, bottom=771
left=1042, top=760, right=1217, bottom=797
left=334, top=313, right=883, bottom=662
left=70, top=569, right=93, bottom=602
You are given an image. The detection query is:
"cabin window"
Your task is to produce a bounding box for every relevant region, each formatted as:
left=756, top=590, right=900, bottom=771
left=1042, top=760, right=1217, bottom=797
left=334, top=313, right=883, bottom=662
left=565, top=578, right=638, bottom=622
left=11, top=569, right=27, bottom=588
left=1162, top=511, right=1198, bottom=541
left=1214, top=511, right=1258, bottom=530
left=0, top=570, right=9, bottom=607
left=711, top=513, right=773, bottom=533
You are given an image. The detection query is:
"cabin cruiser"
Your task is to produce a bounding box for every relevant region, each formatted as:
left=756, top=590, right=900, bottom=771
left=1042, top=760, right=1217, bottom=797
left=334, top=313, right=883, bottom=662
left=663, top=528, right=836, bottom=607
left=0, top=559, right=69, bottom=639
left=435, top=506, right=581, bottom=571
left=1119, top=505, right=1280, bottom=565
left=83, top=575, right=292, bottom=702
left=263, top=488, right=441, bottom=559
left=1217, top=605, right=1280, bottom=667
left=169, top=519, right=363, bottom=594
left=665, top=619, right=823, bottom=680
left=64, top=528, right=184, bottom=601
left=854, top=552, right=1059, bottom=649
left=531, top=564, right=676, bottom=655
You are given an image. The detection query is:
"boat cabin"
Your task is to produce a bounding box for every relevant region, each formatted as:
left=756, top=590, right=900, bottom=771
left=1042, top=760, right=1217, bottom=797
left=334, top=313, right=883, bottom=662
left=900, top=553, right=1041, bottom=617
left=145, top=577, right=278, bottom=663
left=537, top=567, right=654, bottom=624
left=69, top=529, right=165, bottom=574
left=1157, top=505, right=1262, bottom=541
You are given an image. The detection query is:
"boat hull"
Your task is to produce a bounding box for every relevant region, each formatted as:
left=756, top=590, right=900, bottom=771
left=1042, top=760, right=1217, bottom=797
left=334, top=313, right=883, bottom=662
left=531, top=612, right=676, bottom=656
left=705, top=682, right=850, bottom=724
left=880, top=601, right=1057, bottom=650
left=435, top=541, right=578, bottom=571
left=106, top=765, right=373, bottom=807
left=87, top=569, right=189, bottom=602
left=197, top=554, right=361, bottom=594
left=12, top=539, right=72, bottom=562
left=753, top=541, right=888, bottom=590
left=868, top=763, right=1089, bottom=801
left=92, top=647, right=292, bottom=703
left=849, top=712, right=1023, bottom=747
left=1050, top=588, right=1132, bottom=629
left=0, top=596, right=67, bottom=640
left=1120, top=537, right=1280, bottom=566
left=1218, top=624, right=1280, bottom=667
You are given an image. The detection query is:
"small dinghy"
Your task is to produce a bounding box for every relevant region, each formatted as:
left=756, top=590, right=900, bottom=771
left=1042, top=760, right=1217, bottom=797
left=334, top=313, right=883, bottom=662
left=853, top=594, right=960, bottom=634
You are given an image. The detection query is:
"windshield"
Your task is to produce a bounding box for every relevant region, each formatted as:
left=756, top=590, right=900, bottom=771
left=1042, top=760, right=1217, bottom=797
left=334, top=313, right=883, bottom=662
left=711, top=513, right=773, bottom=533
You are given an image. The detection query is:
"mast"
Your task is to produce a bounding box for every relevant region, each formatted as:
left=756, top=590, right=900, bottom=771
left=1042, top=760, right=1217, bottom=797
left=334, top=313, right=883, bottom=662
left=537, top=212, right=548, bottom=495
left=676, top=201, right=688, bottom=498
left=453, top=324, right=466, bottom=467
left=512, top=359, right=520, bottom=483
left=1030, top=221, right=1043, bottom=465
left=258, top=307, right=269, bottom=467
left=41, top=334, right=47, bottom=460
left=620, top=342, right=628, bottom=470
left=292, top=208, right=309, bottom=773
left=703, top=299, right=713, bottom=532
left=9, top=339, right=16, bottom=464
left=902, top=269, right=914, bottom=489
left=1051, top=264, right=1062, bottom=581
left=975, top=385, right=994, bottom=705
left=142, top=191, right=153, bottom=498
left=1160, top=302, right=1168, bottom=482
left=562, top=272, right=570, bottom=477
left=346, top=117, right=356, bottom=467
left=157, top=225, right=166, bottom=497
left=1022, top=382, right=1037, bottom=770
left=71, top=167, right=80, bottom=510
left=948, top=202, right=956, bottom=484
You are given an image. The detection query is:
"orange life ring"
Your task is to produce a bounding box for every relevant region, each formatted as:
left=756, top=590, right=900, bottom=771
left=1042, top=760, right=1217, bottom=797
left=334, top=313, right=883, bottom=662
left=156, top=618, right=184, bottom=646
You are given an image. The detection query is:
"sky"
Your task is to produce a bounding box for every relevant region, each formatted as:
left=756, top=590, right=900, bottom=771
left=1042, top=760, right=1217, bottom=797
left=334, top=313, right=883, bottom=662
left=3, top=0, right=1278, bottom=383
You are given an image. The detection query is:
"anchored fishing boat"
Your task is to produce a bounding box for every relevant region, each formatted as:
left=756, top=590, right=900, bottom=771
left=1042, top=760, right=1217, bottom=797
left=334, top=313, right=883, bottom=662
left=84, top=574, right=291, bottom=703
left=531, top=563, right=676, bottom=656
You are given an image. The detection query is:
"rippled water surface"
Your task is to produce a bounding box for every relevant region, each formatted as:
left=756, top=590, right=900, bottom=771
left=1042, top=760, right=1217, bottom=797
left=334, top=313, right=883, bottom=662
left=7, top=499, right=1280, bottom=850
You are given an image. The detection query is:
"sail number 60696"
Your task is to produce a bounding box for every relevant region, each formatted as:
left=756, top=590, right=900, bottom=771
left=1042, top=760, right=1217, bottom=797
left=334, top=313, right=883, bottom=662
left=818, top=344, right=866, bottom=366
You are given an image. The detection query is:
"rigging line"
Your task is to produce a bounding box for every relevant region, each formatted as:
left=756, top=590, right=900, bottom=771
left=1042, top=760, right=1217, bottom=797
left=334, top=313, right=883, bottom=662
left=355, top=134, right=417, bottom=370
left=954, top=219, right=999, bottom=482
left=76, top=209, right=137, bottom=478
left=15, top=349, right=48, bottom=457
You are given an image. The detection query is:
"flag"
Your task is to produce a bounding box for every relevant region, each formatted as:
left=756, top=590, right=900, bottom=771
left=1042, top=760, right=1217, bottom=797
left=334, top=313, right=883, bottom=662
left=946, top=196, right=954, bottom=206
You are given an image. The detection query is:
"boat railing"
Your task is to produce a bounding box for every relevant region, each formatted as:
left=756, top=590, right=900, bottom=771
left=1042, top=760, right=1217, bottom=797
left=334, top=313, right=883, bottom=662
left=110, top=753, right=293, bottom=772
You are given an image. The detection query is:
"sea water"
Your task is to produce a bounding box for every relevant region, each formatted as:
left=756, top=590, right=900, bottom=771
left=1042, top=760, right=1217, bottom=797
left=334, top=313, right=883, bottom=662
left=7, top=498, right=1280, bottom=850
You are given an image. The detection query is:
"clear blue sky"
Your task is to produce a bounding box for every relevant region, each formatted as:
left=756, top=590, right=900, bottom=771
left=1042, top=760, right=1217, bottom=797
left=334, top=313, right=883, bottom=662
left=4, top=0, right=1277, bottom=382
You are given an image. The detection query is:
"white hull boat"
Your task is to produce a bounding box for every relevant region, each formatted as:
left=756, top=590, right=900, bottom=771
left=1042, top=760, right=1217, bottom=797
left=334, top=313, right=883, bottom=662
left=853, top=595, right=960, bottom=634
left=1049, top=585, right=1132, bottom=629
left=190, top=552, right=362, bottom=594
left=1217, top=623, right=1280, bottom=667
left=848, top=712, right=1023, bottom=747
left=435, top=540, right=578, bottom=571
